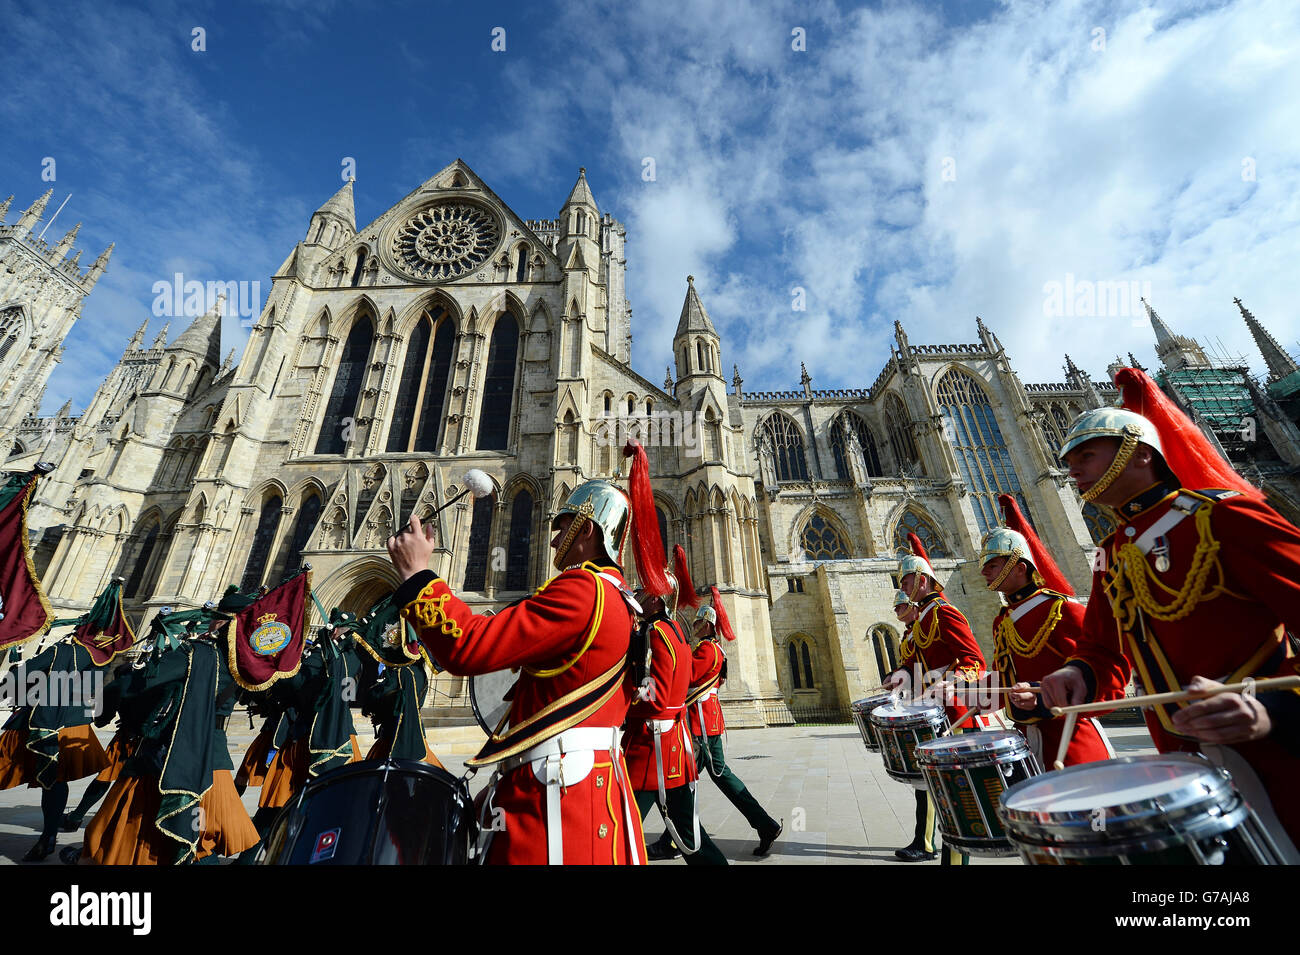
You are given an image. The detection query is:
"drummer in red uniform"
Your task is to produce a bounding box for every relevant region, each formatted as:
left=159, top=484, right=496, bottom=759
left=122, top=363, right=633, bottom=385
left=1039, top=368, right=1300, bottom=859
left=648, top=587, right=782, bottom=860
left=884, top=534, right=986, bottom=865
left=623, top=546, right=727, bottom=865
left=978, top=495, right=1114, bottom=767
left=388, top=442, right=667, bottom=865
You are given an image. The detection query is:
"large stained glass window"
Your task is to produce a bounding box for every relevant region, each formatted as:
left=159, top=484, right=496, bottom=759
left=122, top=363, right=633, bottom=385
left=799, top=513, right=850, bottom=560
left=936, top=368, right=1028, bottom=535
left=760, top=412, right=809, bottom=482
left=829, top=409, right=883, bottom=479
left=892, top=509, right=950, bottom=558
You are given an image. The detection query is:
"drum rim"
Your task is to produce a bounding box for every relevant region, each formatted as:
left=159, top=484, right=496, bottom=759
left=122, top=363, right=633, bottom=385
left=469, top=669, right=516, bottom=735
left=999, top=753, right=1234, bottom=823
left=1006, top=799, right=1253, bottom=856
left=850, top=694, right=895, bottom=711
left=297, top=756, right=467, bottom=797
left=869, top=704, right=947, bottom=725
left=916, top=729, right=1030, bottom=764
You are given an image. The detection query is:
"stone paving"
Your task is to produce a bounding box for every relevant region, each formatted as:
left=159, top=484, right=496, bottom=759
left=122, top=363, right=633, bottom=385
left=0, top=717, right=1156, bottom=865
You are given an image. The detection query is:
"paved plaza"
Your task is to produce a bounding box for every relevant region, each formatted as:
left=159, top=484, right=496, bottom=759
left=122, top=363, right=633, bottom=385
left=0, top=718, right=1156, bottom=866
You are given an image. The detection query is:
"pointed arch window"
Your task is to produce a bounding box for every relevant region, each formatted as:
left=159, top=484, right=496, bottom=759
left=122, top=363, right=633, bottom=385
left=936, top=368, right=1027, bottom=535
left=241, top=494, right=283, bottom=590
left=462, top=494, right=496, bottom=591
left=893, top=509, right=950, bottom=558
left=316, top=314, right=374, bottom=454
left=278, top=492, right=322, bottom=576
left=830, top=409, right=883, bottom=479
left=885, top=394, right=922, bottom=475
left=388, top=308, right=455, bottom=452
left=799, top=513, right=850, bottom=560
left=505, top=489, right=534, bottom=590
left=0, top=307, right=22, bottom=366
left=788, top=637, right=815, bottom=689
left=124, top=523, right=160, bottom=598
left=870, top=625, right=900, bottom=677
left=760, top=413, right=809, bottom=482
left=476, top=313, right=519, bottom=450
left=515, top=246, right=528, bottom=283
left=350, top=249, right=367, bottom=287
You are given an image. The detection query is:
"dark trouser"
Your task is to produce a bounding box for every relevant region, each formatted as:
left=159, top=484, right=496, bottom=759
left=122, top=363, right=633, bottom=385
left=634, top=789, right=728, bottom=865
left=908, top=789, right=967, bottom=863
left=693, top=735, right=779, bottom=835
left=67, top=778, right=111, bottom=826
left=40, top=782, right=69, bottom=841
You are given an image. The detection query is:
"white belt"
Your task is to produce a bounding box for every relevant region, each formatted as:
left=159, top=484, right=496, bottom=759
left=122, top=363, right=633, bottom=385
left=497, top=726, right=641, bottom=866
left=707, top=687, right=718, bottom=697
left=648, top=719, right=676, bottom=733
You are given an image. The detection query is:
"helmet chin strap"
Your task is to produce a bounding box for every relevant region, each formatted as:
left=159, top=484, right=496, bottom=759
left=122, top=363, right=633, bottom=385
left=552, top=515, right=588, bottom=571
left=1082, top=432, right=1139, bottom=503
left=986, top=553, right=1019, bottom=591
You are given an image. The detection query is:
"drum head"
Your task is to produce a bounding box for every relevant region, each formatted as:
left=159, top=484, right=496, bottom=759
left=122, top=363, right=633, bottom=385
left=1002, top=754, right=1230, bottom=815
left=262, top=758, right=474, bottom=865
left=918, top=729, right=1027, bottom=761
left=469, top=668, right=518, bottom=734
left=869, top=701, right=945, bottom=725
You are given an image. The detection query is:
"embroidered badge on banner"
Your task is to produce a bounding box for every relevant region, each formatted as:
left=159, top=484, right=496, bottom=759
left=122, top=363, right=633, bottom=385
left=250, top=614, right=292, bottom=656
left=311, top=828, right=341, bottom=863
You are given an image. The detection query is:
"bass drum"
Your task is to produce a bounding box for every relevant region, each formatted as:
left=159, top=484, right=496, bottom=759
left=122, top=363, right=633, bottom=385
left=261, top=758, right=475, bottom=865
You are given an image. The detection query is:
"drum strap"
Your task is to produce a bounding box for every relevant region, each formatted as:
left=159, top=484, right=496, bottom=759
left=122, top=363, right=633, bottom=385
left=652, top=719, right=700, bottom=855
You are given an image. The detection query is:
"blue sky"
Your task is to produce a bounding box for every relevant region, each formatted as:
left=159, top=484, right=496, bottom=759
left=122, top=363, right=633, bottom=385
left=2, top=0, right=1297, bottom=415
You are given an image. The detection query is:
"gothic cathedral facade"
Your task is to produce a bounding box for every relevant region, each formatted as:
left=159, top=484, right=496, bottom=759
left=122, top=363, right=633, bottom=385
left=3, top=162, right=1298, bottom=726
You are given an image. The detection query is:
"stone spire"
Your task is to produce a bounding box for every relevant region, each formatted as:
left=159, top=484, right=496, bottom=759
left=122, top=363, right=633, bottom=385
left=50, top=222, right=80, bottom=260
left=84, top=243, right=114, bottom=289
left=127, top=318, right=149, bottom=352
left=15, top=189, right=53, bottom=234
left=309, top=178, right=356, bottom=237
left=1144, top=297, right=1209, bottom=372
left=563, top=166, right=598, bottom=210
left=220, top=347, right=235, bottom=375
left=664, top=365, right=674, bottom=391
left=675, top=275, right=717, bottom=338
left=1237, top=297, right=1298, bottom=382
left=0, top=195, right=12, bottom=221
left=152, top=322, right=171, bottom=349
left=800, top=361, right=812, bottom=397
left=733, top=363, right=744, bottom=396
left=1127, top=352, right=1146, bottom=372
left=170, top=295, right=224, bottom=369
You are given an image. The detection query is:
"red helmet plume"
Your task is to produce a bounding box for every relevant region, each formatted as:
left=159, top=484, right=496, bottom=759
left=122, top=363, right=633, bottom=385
left=906, top=532, right=930, bottom=564
left=1114, top=367, right=1260, bottom=499
left=997, top=494, right=1074, bottom=596
left=622, top=440, right=672, bottom=596
left=708, top=585, right=736, bottom=641
left=673, top=545, right=699, bottom=609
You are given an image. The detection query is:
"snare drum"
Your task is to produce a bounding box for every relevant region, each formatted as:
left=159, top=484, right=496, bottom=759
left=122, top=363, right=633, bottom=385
left=261, top=758, right=475, bottom=865
left=917, top=730, right=1040, bottom=857
left=999, top=754, right=1286, bottom=865
left=869, top=702, right=948, bottom=787
left=850, top=694, right=894, bottom=753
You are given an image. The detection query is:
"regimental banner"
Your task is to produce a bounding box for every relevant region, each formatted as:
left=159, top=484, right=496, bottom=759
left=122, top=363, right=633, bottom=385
left=70, top=578, right=136, bottom=666
left=0, top=471, right=54, bottom=651
left=225, top=570, right=310, bottom=691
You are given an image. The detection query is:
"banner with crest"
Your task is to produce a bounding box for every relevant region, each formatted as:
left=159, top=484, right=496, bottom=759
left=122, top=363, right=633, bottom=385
left=0, top=470, right=54, bottom=651
left=225, top=569, right=310, bottom=691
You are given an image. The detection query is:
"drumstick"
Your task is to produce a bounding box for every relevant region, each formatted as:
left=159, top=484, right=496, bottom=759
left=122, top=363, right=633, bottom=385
left=1053, top=711, right=1078, bottom=771
left=987, top=686, right=1043, bottom=695
left=1048, top=675, right=1300, bottom=717
left=941, top=706, right=978, bottom=736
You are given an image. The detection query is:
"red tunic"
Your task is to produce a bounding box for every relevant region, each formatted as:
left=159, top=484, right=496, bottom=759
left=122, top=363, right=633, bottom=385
left=895, top=594, right=986, bottom=724
left=994, top=587, right=1111, bottom=766
left=398, top=561, right=645, bottom=865
left=623, top=618, right=696, bottom=791
left=686, top=640, right=725, bottom=738
left=1067, top=485, right=1300, bottom=843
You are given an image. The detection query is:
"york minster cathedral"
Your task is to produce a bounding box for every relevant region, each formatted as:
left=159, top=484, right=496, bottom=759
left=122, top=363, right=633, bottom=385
left=3, top=162, right=1298, bottom=726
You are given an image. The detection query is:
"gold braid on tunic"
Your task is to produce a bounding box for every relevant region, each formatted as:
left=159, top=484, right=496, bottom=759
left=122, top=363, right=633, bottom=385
left=1104, top=501, right=1229, bottom=628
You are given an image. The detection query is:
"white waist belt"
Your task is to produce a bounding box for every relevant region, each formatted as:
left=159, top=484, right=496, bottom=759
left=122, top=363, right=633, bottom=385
left=496, top=726, right=641, bottom=867
left=648, top=719, right=676, bottom=733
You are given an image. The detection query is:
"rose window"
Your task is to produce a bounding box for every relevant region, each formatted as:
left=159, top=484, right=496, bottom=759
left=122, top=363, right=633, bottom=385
left=391, top=202, right=501, bottom=281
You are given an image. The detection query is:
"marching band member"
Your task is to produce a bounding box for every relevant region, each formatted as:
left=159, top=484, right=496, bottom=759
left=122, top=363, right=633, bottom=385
left=884, top=534, right=985, bottom=865
left=624, top=547, right=727, bottom=865
left=387, top=442, right=665, bottom=865
left=888, top=588, right=939, bottom=862
left=649, top=587, right=782, bottom=860
left=980, top=495, right=1113, bottom=767
left=1040, top=368, right=1300, bottom=856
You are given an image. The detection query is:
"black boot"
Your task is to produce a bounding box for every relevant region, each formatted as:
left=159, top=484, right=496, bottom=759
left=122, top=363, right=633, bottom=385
left=754, top=819, right=782, bottom=857
left=22, top=833, right=57, bottom=862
